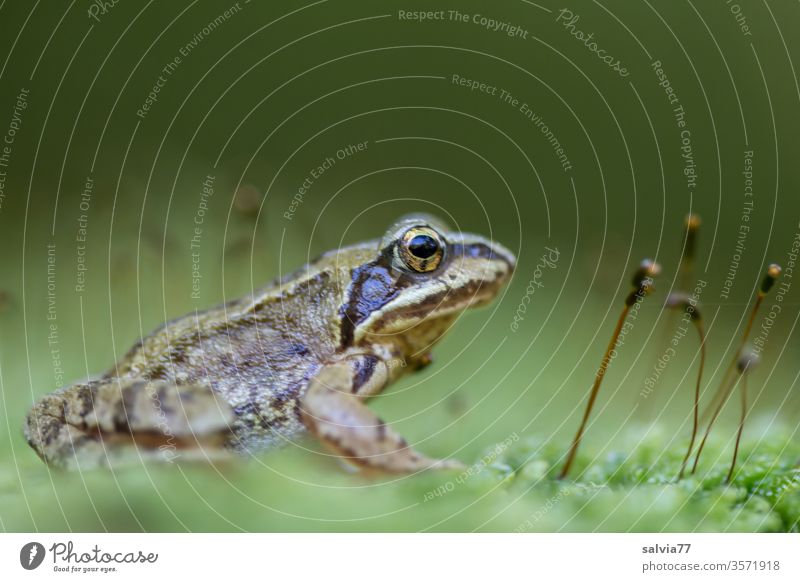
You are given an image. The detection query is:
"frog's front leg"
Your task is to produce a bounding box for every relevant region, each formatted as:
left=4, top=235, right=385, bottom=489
left=25, top=378, right=235, bottom=470
left=299, top=356, right=464, bottom=473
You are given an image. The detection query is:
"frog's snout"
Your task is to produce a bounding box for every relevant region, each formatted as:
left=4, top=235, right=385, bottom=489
left=452, top=234, right=515, bottom=278
left=443, top=233, right=516, bottom=307
left=487, top=240, right=517, bottom=279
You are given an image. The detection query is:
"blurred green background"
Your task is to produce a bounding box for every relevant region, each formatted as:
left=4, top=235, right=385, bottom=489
left=1, top=0, right=799, bottom=531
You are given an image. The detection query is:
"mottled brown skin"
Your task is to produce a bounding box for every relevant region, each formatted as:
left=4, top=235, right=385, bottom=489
left=24, top=215, right=515, bottom=472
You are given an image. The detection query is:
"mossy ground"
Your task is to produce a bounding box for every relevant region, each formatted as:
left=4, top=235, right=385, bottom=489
left=1, top=422, right=797, bottom=532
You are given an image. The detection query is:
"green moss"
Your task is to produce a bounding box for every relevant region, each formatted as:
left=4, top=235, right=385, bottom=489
left=477, top=428, right=800, bottom=532
left=1, top=424, right=797, bottom=532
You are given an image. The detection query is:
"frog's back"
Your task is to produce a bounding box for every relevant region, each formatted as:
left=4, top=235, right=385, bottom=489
left=108, top=260, right=354, bottom=448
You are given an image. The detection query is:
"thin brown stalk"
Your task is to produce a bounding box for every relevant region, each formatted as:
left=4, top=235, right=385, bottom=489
left=558, top=305, right=630, bottom=480
left=677, top=323, right=706, bottom=479
left=726, top=373, right=748, bottom=483
left=692, top=295, right=763, bottom=474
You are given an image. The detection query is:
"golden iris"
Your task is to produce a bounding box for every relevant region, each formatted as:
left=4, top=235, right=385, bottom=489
left=398, top=227, right=445, bottom=273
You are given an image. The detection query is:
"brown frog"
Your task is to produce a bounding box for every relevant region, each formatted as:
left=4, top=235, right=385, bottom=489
left=25, top=214, right=515, bottom=472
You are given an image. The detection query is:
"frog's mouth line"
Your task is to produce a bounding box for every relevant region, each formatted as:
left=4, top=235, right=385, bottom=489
left=399, top=280, right=506, bottom=320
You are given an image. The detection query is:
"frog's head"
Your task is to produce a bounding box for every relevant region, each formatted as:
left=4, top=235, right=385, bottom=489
left=338, top=214, right=516, bottom=350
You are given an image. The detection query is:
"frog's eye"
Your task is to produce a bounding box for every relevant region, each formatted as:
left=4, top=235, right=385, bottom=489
left=397, top=226, right=445, bottom=273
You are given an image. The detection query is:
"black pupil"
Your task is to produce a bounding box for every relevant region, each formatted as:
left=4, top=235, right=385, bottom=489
left=408, top=234, right=438, bottom=259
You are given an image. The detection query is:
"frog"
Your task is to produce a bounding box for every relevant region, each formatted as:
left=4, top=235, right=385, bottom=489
left=24, top=214, right=515, bottom=473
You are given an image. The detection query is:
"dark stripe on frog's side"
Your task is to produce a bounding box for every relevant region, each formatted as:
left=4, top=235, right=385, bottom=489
left=339, top=246, right=411, bottom=347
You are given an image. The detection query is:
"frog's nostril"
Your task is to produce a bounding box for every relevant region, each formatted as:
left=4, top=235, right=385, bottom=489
left=450, top=236, right=516, bottom=278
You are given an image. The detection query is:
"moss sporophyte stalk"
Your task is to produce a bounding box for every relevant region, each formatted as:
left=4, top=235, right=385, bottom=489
left=559, top=259, right=661, bottom=480
left=556, top=214, right=787, bottom=487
